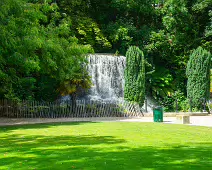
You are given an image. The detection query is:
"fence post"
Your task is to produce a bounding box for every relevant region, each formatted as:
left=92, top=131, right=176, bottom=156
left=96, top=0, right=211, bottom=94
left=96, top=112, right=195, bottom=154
left=145, top=98, right=147, bottom=113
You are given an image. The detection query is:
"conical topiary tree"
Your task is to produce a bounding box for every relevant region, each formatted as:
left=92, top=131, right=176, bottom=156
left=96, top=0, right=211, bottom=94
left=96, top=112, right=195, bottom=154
left=124, top=46, right=145, bottom=106
left=186, top=46, right=211, bottom=109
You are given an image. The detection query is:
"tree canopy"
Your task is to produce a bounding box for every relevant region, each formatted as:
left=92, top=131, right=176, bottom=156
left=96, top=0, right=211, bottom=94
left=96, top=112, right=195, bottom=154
left=0, top=0, right=93, bottom=101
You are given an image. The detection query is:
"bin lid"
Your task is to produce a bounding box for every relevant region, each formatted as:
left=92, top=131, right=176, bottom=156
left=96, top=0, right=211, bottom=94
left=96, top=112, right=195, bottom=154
left=153, top=106, right=163, bottom=109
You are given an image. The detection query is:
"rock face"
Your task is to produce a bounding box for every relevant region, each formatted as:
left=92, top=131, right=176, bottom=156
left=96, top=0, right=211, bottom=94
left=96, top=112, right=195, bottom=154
left=87, top=54, right=126, bottom=102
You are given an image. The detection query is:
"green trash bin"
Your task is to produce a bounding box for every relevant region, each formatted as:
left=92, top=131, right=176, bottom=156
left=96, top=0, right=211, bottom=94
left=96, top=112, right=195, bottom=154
left=153, top=106, right=163, bottom=122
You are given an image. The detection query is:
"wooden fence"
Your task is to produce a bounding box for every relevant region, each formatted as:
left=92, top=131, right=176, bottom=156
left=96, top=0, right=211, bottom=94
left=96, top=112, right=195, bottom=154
left=207, top=100, right=212, bottom=113
left=0, top=99, right=144, bottom=118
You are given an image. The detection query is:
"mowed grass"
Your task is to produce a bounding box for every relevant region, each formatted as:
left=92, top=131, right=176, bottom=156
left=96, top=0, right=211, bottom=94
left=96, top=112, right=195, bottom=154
left=0, top=122, right=211, bottom=170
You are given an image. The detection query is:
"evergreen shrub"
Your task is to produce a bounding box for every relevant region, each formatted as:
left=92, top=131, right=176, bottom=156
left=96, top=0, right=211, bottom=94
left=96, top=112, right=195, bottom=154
left=186, top=47, right=211, bottom=109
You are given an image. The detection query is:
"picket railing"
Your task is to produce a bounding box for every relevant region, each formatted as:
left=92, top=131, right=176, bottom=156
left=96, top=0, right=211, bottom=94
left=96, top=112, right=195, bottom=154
left=207, top=100, right=212, bottom=113
left=0, top=99, right=144, bottom=118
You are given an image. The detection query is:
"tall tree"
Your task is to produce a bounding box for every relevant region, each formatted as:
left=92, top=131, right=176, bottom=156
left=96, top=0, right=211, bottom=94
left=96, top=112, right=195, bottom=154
left=0, top=0, right=93, bottom=101
left=186, top=46, right=211, bottom=109
left=124, top=46, right=145, bottom=105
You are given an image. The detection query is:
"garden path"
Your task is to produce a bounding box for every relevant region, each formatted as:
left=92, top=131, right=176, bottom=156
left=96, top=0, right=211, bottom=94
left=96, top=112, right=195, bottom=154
left=0, top=116, right=212, bottom=127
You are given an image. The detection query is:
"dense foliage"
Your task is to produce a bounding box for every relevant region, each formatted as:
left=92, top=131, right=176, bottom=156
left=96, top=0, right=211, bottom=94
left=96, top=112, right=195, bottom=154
left=186, top=47, right=211, bottom=109
left=0, top=0, right=211, bottom=109
left=124, top=46, right=145, bottom=105
left=0, top=0, right=93, bottom=101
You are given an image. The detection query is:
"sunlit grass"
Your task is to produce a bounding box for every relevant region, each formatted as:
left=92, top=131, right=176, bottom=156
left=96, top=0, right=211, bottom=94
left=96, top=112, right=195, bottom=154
left=0, top=122, right=211, bottom=170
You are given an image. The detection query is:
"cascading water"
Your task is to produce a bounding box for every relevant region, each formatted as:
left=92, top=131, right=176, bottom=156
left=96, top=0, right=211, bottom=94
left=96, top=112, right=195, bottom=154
left=87, top=54, right=125, bottom=102
left=86, top=54, right=154, bottom=112
left=62, top=53, right=153, bottom=112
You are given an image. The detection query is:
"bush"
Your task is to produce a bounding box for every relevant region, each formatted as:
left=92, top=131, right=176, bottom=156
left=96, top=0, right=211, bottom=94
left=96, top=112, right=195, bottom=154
left=124, top=46, right=145, bottom=106
left=186, top=47, right=211, bottom=109
left=158, top=90, right=187, bottom=112
left=179, top=99, right=190, bottom=112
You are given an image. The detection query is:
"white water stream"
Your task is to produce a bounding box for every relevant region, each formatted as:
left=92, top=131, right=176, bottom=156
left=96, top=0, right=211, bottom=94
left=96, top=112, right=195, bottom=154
left=87, top=54, right=153, bottom=112
left=87, top=54, right=125, bottom=102
left=62, top=54, right=153, bottom=112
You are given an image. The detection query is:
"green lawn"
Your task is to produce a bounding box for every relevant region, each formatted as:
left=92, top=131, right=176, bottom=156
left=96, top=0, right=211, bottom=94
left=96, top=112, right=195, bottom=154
left=0, top=122, right=211, bottom=170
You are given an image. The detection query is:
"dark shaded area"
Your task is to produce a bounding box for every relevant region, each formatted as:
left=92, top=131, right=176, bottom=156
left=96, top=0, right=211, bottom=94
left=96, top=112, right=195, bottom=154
left=0, top=121, right=97, bottom=131
left=0, top=125, right=211, bottom=170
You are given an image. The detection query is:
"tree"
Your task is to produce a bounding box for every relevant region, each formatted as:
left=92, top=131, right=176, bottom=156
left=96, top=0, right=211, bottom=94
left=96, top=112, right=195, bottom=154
left=56, top=0, right=112, bottom=52
left=124, top=46, right=145, bottom=105
left=0, top=0, right=93, bottom=101
left=186, top=46, right=211, bottom=109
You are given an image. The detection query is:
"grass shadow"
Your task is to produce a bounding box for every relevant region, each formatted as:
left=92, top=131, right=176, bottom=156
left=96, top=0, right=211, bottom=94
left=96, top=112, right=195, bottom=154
left=0, top=121, right=98, bottom=131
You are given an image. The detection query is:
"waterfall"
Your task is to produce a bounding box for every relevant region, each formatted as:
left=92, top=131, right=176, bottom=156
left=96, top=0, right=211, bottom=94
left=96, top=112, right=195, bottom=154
left=87, top=54, right=125, bottom=102
left=87, top=54, right=154, bottom=112
left=62, top=53, right=153, bottom=112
